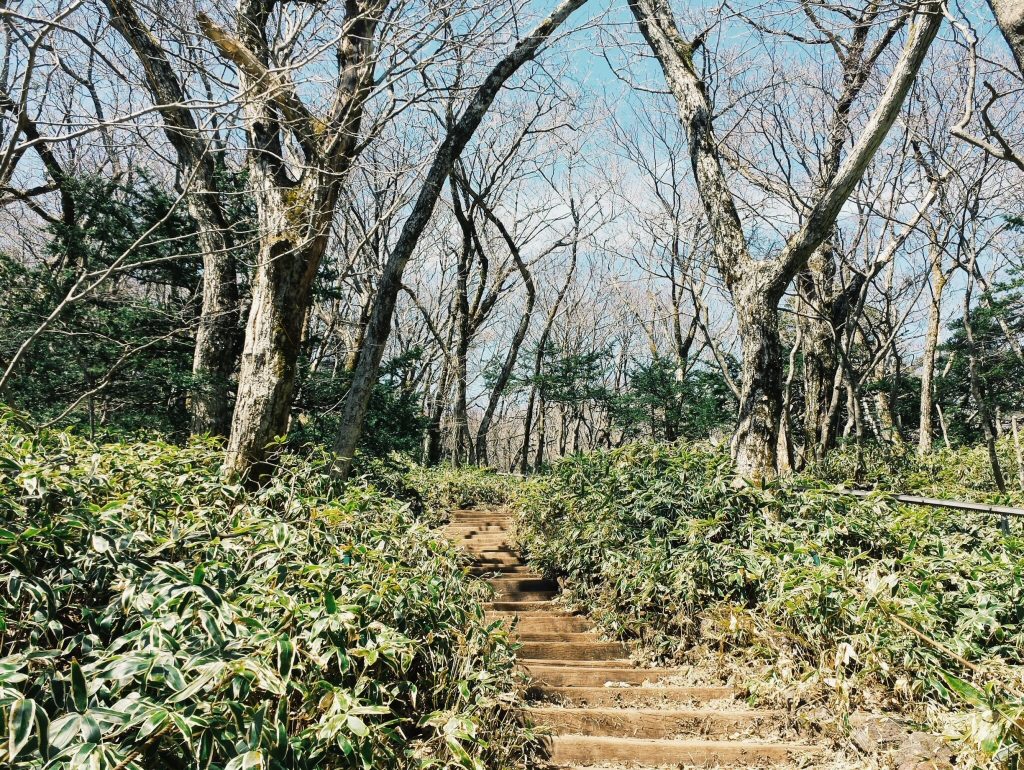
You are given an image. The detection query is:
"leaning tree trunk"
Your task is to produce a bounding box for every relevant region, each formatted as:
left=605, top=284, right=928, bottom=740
left=332, top=0, right=592, bottom=478
left=104, top=0, right=239, bottom=436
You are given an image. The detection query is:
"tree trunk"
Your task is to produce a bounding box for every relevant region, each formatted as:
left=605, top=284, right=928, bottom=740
left=629, top=0, right=941, bottom=481
left=533, top=395, right=547, bottom=470
left=988, top=0, right=1024, bottom=74
left=918, top=254, right=946, bottom=455
left=471, top=191, right=537, bottom=467
left=189, top=195, right=239, bottom=436
left=963, top=266, right=1007, bottom=494
left=332, top=0, right=592, bottom=477
left=731, top=290, right=786, bottom=480
left=104, top=0, right=240, bottom=436
left=226, top=229, right=324, bottom=476
left=423, top=365, right=450, bottom=466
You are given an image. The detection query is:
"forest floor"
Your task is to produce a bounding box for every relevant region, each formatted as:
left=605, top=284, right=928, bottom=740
left=446, top=505, right=957, bottom=770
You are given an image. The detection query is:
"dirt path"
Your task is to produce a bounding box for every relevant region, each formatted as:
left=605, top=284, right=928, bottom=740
left=447, top=508, right=821, bottom=769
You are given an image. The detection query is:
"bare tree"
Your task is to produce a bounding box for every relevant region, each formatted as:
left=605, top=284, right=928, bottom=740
left=627, top=0, right=942, bottom=479
left=332, top=0, right=591, bottom=478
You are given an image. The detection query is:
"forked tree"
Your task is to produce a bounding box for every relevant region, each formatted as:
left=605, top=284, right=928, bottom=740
left=627, top=0, right=943, bottom=479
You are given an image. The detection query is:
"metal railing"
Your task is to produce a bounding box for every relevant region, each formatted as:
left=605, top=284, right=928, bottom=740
left=836, top=488, right=1024, bottom=518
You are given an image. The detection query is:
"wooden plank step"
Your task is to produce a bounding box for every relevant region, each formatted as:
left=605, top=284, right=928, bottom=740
left=494, top=591, right=558, bottom=602
left=527, top=666, right=686, bottom=687
left=487, top=576, right=558, bottom=592
left=470, top=566, right=539, bottom=576
left=529, top=685, right=735, bottom=707
left=518, top=640, right=626, bottom=661
left=514, top=632, right=599, bottom=643
left=543, top=735, right=814, bottom=766
left=486, top=600, right=558, bottom=612
left=485, top=615, right=593, bottom=633
left=527, top=706, right=787, bottom=739
left=473, top=557, right=527, bottom=568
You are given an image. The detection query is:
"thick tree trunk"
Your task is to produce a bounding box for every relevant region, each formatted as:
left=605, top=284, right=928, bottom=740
left=225, top=229, right=324, bottom=476
left=799, top=287, right=836, bottom=464
left=988, top=0, right=1024, bottom=73
left=198, top=1, right=382, bottom=477
left=731, top=291, right=786, bottom=480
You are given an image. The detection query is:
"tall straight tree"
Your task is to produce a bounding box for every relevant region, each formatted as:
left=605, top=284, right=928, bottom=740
left=628, top=0, right=943, bottom=480
left=332, top=0, right=591, bottom=477
left=104, top=0, right=240, bottom=437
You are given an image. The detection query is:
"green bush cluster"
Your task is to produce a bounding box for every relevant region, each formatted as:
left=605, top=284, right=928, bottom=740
left=513, top=442, right=1024, bottom=763
left=814, top=440, right=1024, bottom=505
left=0, top=409, right=532, bottom=770
left=403, top=466, right=518, bottom=521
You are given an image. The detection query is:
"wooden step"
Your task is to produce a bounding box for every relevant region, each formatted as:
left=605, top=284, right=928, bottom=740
left=514, top=632, right=598, bottom=643
left=543, top=735, right=814, bottom=766
left=518, top=640, right=626, bottom=661
left=528, top=706, right=787, bottom=739
left=527, top=666, right=687, bottom=687
left=530, top=685, right=735, bottom=707
left=487, top=576, right=558, bottom=593
left=471, top=568, right=540, bottom=578
left=494, top=591, right=558, bottom=602
left=486, top=600, right=558, bottom=612
left=486, top=613, right=592, bottom=632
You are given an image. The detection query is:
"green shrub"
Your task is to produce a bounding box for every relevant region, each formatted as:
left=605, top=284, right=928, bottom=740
left=513, top=441, right=1024, bottom=765
left=0, top=408, right=532, bottom=769
left=404, top=466, right=518, bottom=520
left=814, top=440, right=1024, bottom=505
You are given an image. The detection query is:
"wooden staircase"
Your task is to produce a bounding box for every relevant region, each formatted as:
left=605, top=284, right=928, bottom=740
left=447, top=508, right=819, bottom=768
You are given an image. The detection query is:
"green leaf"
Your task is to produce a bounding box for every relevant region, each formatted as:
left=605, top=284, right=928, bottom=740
left=70, top=660, right=88, bottom=713
left=225, top=750, right=265, bottom=770
left=346, top=715, right=369, bottom=738
left=940, top=671, right=986, bottom=707
left=48, top=714, right=80, bottom=751
left=8, top=698, right=37, bottom=760
left=275, top=636, right=294, bottom=679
